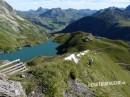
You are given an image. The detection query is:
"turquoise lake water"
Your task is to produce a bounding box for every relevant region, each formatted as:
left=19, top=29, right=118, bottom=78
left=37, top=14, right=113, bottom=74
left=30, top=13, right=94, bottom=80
left=0, top=40, right=59, bottom=61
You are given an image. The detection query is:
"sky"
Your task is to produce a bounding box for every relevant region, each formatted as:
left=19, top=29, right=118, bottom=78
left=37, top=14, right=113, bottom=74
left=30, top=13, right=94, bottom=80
left=5, top=0, right=130, bottom=11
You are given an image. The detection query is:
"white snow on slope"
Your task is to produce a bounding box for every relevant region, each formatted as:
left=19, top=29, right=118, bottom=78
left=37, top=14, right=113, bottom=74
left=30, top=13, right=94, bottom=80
left=64, top=50, right=90, bottom=64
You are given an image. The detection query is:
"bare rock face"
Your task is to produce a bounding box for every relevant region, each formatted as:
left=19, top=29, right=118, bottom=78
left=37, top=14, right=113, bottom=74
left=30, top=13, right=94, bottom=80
left=64, top=79, right=95, bottom=97
left=0, top=74, right=26, bottom=97
left=0, top=0, right=21, bottom=31
left=0, top=0, right=16, bottom=16
left=0, top=73, right=7, bottom=80
left=27, top=86, right=43, bottom=97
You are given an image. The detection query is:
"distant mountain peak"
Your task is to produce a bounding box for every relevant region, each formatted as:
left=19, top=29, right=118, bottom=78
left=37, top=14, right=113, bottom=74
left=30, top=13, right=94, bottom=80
left=60, top=6, right=130, bottom=41
left=35, top=7, right=49, bottom=14
left=37, top=7, right=45, bottom=11
left=125, top=5, right=130, bottom=11
left=94, top=7, right=125, bottom=23
left=48, top=8, right=63, bottom=13
left=40, top=8, right=65, bottom=18
left=97, top=7, right=123, bottom=14
left=18, top=7, right=97, bottom=33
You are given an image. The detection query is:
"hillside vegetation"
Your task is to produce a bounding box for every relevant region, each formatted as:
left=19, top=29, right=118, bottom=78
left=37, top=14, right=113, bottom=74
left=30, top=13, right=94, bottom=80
left=56, top=32, right=130, bottom=64
left=0, top=0, right=47, bottom=52
left=10, top=32, right=130, bottom=97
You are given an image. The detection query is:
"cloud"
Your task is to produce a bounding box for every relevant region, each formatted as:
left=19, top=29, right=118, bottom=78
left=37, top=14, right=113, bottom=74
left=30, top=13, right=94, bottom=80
left=5, top=0, right=130, bottom=11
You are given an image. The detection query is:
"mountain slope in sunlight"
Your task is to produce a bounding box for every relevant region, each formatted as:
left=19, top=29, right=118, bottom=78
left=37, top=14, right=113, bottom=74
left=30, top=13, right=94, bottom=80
left=0, top=0, right=47, bottom=52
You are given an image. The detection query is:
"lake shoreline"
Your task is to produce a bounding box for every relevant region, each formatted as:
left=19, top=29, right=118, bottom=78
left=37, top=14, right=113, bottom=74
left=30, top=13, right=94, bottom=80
left=0, top=40, right=60, bottom=62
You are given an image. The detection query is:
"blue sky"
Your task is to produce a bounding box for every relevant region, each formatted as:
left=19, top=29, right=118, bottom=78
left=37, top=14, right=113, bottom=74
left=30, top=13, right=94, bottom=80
left=5, top=0, right=130, bottom=11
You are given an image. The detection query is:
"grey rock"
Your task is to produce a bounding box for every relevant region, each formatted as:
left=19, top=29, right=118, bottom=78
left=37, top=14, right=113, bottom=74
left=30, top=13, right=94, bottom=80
left=0, top=79, right=26, bottom=97
left=64, top=79, right=95, bottom=97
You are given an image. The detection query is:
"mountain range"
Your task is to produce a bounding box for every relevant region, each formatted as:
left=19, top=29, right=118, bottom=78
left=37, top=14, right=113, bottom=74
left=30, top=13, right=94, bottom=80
left=17, top=8, right=97, bottom=33
left=60, top=7, right=130, bottom=41
left=18, top=5, right=130, bottom=41
left=1, top=0, right=130, bottom=97
left=0, top=0, right=47, bottom=52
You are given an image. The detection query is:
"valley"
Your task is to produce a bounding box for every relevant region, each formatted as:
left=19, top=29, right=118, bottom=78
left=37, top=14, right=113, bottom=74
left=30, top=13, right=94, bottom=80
left=0, top=0, right=47, bottom=53
left=17, top=8, right=96, bottom=33
left=0, top=0, right=130, bottom=97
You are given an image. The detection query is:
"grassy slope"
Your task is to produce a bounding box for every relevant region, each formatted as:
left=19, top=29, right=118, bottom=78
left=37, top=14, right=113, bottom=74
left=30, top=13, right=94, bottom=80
left=10, top=32, right=130, bottom=97
left=10, top=51, right=130, bottom=97
left=0, top=16, right=47, bottom=52
left=0, top=31, right=18, bottom=52
left=55, top=32, right=130, bottom=63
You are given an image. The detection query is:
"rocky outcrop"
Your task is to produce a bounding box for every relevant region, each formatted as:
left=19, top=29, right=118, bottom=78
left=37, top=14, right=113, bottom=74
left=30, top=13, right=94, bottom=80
left=0, top=73, right=26, bottom=97
left=27, top=86, right=43, bottom=97
left=64, top=79, right=95, bottom=97
left=0, top=0, right=16, bottom=16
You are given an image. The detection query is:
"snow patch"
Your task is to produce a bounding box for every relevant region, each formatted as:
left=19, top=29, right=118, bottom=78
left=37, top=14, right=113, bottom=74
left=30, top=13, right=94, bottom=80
left=64, top=50, right=90, bottom=64
left=65, top=54, right=79, bottom=64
